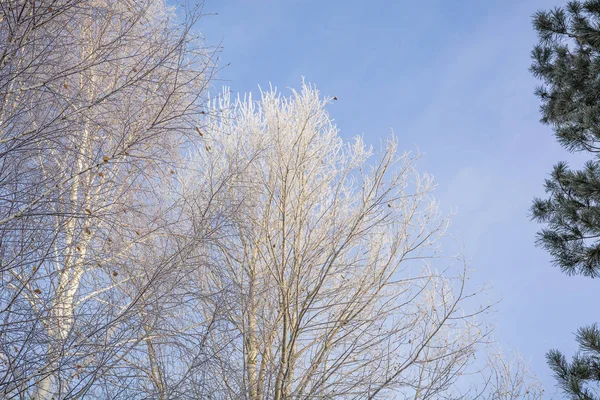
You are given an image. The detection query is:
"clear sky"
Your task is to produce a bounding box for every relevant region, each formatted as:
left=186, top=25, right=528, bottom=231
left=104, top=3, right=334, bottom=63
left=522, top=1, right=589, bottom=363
left=199, top=0, right=597, bottom=396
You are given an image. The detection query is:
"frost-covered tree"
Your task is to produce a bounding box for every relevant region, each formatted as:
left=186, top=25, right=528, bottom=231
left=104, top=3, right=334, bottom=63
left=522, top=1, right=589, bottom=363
left=0, top=1, right=219, bottom=398
left=0, top=1, right=545, bottom=397
left=188, top=83, right=543, bottom=399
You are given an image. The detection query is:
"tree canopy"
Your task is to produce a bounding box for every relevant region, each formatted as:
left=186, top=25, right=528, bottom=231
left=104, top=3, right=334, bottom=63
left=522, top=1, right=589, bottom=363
left=530, top=1, right=600, bottom=398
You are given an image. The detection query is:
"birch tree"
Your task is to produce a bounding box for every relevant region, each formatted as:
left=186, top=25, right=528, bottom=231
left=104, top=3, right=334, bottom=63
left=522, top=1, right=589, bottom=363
left=0, top=1, right=219, bottom=398
left=0, top=1, right=546, bottom=397
left=189, top=83, right=543, bottom=399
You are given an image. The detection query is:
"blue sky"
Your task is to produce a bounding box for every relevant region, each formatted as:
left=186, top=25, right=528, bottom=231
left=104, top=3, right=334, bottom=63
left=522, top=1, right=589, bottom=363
left=200, top=0, right=597, bottom=396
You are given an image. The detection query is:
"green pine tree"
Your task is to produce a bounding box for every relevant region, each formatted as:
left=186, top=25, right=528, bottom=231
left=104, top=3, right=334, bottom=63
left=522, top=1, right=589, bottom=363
left=530, top=1, right=600, bottom=398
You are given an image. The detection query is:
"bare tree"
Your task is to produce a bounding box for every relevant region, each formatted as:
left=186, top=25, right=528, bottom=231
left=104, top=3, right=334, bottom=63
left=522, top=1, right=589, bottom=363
left=0, top=2, right=545, bottom=397
left=186, top=83, right=541, bottom=399
left=476, top=348, right=544, bottom=400
left=0, top=0, right=220, bottom=398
